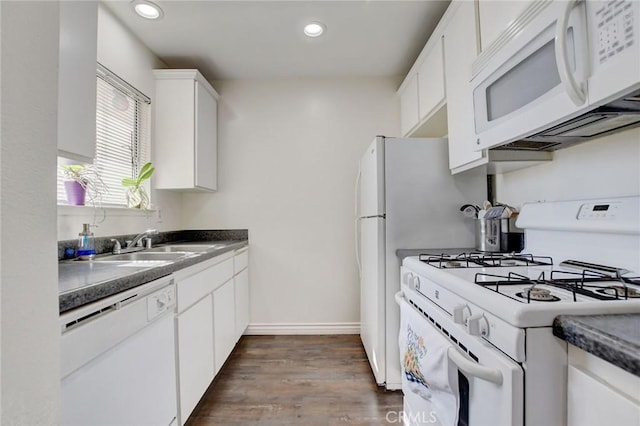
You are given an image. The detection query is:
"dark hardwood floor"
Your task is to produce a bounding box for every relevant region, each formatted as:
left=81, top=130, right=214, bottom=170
left=186, top=335, right=403, bottom=425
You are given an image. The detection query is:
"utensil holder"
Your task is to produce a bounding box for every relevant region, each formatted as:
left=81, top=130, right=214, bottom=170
left=475, top=219, right=501, bottom=252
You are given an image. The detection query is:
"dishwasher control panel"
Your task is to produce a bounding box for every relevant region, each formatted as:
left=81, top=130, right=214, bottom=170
left=147, top=284, right=175, bottom=320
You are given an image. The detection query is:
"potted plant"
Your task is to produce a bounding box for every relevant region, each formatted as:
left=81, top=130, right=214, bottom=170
left=60, top=164, right=108, bottom=206
left=121, top=162, right=155, bottom=209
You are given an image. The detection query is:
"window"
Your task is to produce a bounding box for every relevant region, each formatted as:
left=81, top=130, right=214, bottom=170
left=57, top=63, right=151, bottom=206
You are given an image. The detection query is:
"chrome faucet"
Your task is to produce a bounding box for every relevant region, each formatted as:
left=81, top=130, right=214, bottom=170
left=111, top=229, right=159, bottom=254
left=127, top=229, right=159, bottom=248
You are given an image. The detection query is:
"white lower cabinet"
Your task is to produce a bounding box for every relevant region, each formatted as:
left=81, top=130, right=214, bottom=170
left=567, top=345, right=640, bottom=426
left=176, top=295, right=215, bottom=424
left=235, top=268, right=250, bottom=338
left=174, top=248, right=250, bottom=425
left=233, top=248, right=250, bottom=339
left=213, top=280, right=237, bottom=374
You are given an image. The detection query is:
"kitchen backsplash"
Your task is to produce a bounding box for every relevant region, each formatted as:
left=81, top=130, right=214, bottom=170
left=58, top=229, right=249, bottom=260
left=495, top=129, right=639, bottom=207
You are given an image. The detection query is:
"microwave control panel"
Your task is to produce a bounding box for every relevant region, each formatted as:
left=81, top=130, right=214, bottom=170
left=593, top=0, right=636, bottom=65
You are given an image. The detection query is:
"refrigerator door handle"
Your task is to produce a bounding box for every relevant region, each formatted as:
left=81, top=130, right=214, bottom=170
left=354, top=167, right=362, bottom=278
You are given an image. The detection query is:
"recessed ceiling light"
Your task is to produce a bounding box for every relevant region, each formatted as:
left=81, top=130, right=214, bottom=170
left=304, top=22, right=326, bottom=38
left=132, top=0, right=164, bottom=20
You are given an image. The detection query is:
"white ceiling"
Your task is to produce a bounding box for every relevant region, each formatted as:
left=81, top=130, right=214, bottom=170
left=102, top=0, right=451, bottom=81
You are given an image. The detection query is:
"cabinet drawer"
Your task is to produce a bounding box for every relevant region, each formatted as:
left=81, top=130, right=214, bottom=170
left=234, top=249, right=248, bottom=274
left=176, top=258, right=233, bottom=313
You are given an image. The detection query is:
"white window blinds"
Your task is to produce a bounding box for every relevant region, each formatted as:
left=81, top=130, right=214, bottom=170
left=95, top=64, right=151, bottom=206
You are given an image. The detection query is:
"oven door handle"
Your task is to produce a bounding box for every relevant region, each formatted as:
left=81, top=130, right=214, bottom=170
left=447, top=347, right=503, bottom=385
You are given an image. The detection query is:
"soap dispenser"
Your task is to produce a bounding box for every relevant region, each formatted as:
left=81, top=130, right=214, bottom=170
left=77, top=223, right=96, bottom=260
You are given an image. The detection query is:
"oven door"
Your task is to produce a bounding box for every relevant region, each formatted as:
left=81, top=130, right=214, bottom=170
left=472, top=0, right=589, bottom=151
left=397, top=287, right=524, bottom=426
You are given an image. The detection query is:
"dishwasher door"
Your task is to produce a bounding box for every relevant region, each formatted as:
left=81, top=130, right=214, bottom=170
left=61, top=279, right=177, bottom=426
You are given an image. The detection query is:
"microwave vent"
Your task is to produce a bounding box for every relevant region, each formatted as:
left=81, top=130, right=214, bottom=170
left=493, top=140, right=560, bottom=151
left=491, top=88, right=640, bottom=152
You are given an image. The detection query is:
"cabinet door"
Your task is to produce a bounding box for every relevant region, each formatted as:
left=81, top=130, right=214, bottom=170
left=444, top=1, right=486, bottom=171
left=234, top=269, right=249, bottom=340
left=568, top=365, right=640, bottom=426
left=478, top=0, right=531, bottom=52
left=417, top=37, right=445, bottom=122
left=399, top=73, right=420, bottom=136
left=153, top=70, right=219, bottom=192
left=213, top=280, right=236, bottom=374
left=194, top=81, right=218, bottom=191
left=154, top=77, right=196, bottom=190
left=57, top=1, right=98, bottom=162
left=176, top=295, right=215, bottom=425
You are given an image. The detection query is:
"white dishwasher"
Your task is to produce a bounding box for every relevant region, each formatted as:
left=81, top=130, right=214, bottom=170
left=60, top=276, right=177, bottom=426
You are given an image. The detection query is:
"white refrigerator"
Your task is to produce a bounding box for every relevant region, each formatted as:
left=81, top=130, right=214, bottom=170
left=357, top=136, right=486, bottom=390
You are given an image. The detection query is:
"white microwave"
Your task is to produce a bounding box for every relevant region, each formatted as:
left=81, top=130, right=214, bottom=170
left=472, top=0, right=640, bottom=151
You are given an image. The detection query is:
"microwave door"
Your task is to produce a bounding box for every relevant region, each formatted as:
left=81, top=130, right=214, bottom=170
left=473, top=1, right=590, bottom=151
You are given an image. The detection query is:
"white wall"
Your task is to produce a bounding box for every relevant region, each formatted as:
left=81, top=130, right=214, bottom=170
left=182, top=77, right=400, bottom=329
left=1, top=2, right=61, bottom=423
left=495, top=128, right=640, bottom=207
left=58, top=4, right=182, bottom=240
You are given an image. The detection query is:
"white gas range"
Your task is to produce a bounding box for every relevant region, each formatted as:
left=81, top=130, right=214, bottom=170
left=398, top=196, right=640, bottom=426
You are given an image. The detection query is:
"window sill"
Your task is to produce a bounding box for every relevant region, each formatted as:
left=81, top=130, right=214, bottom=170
left=57, top=204, right=158, bottom=217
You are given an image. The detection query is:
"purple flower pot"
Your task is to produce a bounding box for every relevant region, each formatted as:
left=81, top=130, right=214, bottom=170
left=64, top=181, right=86, bottom=205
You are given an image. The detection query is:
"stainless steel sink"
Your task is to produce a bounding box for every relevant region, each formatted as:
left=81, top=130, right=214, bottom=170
left=146, top=244, right=221, bottom=253
left=96, top=252, right=190, bottom=262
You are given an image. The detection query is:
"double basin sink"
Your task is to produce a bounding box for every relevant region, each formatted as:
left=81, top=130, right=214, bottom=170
left=92, top=243, right=228, bottom=265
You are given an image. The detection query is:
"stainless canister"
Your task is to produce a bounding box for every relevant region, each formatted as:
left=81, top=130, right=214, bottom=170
left=475, top=219, right=501, bottom=252
left=475, top=217, right=525, bottom=252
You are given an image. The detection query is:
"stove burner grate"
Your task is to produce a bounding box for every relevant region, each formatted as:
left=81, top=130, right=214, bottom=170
left=474, top=269, right=640, bottom=303
left=594, top=285, right=640, bottom=298
left=418, top=252, right=553, bottom=269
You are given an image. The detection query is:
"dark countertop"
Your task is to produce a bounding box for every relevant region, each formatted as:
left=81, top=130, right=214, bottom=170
left=396, top=248, right=477, bottom=260
left=59, top=233, right=248, bottom=313
left=553, top=314, right=640, bottom=377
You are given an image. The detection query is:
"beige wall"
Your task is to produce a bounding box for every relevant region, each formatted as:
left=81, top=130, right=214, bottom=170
left=182, top=77, right=400, bottom=329
left=495, top=128, right=640, bottom=207
left=1, top=2, right=61, bottom=423
left=57, top=4, right=182, bottom=240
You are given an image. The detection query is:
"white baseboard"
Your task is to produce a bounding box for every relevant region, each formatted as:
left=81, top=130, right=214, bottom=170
left=245, top=322, right=360, bottom=335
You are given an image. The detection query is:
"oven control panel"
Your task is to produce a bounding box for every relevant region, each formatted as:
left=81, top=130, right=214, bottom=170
left=577, top=202, right=620, bottom=220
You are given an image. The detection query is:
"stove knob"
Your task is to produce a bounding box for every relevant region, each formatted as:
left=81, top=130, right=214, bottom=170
left=467, top=313, right=489, bottom=337
left=413, top=276, right=421, bottom=291
left=453, top=304, right=471, bottom=325
left=403, top=272, right=413, bottom=285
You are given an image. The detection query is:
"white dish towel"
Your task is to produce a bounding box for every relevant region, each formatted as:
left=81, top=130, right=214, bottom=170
left=399, top=296, right=459, bottom=426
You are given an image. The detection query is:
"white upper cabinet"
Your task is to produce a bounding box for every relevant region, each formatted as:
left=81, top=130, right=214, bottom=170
left=57, top=1, right=98, bottom=163
left=398, top=29, right=447, bottom=138
left=399, top=73, right=420, bottom=136
left=153, top=69, right=219, bottom=191
left=418, top=37, right=446, bottom=122
left=478, top=0, right=532, bottom=52
left=443, top=1, right=487, bottom=172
